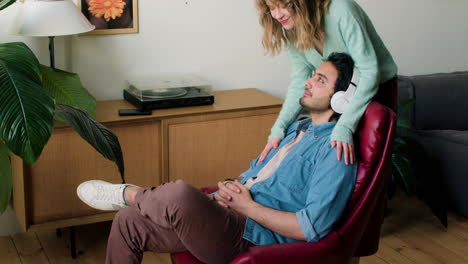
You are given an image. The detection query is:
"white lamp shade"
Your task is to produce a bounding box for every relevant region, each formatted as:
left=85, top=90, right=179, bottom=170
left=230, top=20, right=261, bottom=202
left=9, top=0, right=95, bottom=37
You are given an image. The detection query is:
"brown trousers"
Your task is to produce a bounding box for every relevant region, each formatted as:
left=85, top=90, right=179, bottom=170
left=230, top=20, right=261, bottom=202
left=106, top=180, right=253, bottom=264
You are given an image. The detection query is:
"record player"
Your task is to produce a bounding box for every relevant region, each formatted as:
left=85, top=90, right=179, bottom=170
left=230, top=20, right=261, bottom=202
left=124, top=76, right=215, bottom=110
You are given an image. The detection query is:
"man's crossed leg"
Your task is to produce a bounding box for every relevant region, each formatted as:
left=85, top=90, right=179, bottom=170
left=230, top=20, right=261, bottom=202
left=78, top=180, right=252, bottom=264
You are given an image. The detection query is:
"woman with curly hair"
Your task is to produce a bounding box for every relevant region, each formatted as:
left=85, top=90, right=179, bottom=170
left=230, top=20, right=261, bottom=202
left=256, top=0, right=397, bottom=165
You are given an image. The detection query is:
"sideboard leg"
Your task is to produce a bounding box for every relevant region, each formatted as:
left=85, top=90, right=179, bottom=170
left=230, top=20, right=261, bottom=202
left=56, top=228, right=62, bottom=238
left=70, top=226, right=77, bottom=259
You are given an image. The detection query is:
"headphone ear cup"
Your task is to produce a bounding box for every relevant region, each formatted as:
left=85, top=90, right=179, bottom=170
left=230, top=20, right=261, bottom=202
left=331, top=79, right=357, bottom=114
left=331, top=91, right=348, bottom=114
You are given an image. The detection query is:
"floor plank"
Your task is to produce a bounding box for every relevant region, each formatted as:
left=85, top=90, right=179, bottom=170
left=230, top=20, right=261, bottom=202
left=36, top=228, right=79, bottom=264
left=0, top=236, right=22, bottom=264
left=406, top=220, right=468, bottom=262
left=379, top=234, right=444, bottom=264
left=12, top=232, right=50, bottom=264
left=385, top=220, right=467, bottom=263
left=374, top=240, right=416, bottom=264
left=449, top=212, right=468, bottom=228
left=361, top=254, right=390, bottom=264
left=447, top=213, right=468, bottom=241
left=74, top=222, right=112, bottom=264
left=381, top=195, right=468, bottom=264
left=2, top=195, right=467, bottom=264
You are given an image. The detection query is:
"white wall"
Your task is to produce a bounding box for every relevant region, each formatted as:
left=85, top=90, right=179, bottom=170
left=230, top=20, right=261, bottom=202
left=358, top=0, right=468, bottom=76
left=0, top=206, right=21, bottom=236
left=72, top=0, right=468, bottom=101
left=1, top=0, right=468, bottom=235
left=71, top=0, right=290, bottom=100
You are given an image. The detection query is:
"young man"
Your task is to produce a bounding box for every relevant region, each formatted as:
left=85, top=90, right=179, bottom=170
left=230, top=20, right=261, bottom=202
left=77, top=53, right=358, bottom=264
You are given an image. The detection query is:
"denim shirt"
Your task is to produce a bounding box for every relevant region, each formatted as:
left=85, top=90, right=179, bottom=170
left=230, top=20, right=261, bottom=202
left=240, top=118, right=357, bottom=245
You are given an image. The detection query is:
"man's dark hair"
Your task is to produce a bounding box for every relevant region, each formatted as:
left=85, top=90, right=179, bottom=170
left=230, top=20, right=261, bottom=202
left=326, top=52, right=355, bottom=93
left=324, top=52, right=355, bottom=121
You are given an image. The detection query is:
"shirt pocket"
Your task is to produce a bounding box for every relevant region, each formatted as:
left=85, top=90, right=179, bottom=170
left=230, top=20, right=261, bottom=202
left=276, top=155, right=314, bottom=193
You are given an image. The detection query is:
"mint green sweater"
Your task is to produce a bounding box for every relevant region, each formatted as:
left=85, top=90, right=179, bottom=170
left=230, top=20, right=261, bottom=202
left=269, top=0, right=397, bottom=144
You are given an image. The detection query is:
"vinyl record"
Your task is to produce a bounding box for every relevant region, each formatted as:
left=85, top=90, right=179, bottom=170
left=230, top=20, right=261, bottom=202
left=141, top=87, right=188, bottom=99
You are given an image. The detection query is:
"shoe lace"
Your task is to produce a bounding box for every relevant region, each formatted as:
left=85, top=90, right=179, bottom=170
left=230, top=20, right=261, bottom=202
left=95, top=184, right=124, bottom=205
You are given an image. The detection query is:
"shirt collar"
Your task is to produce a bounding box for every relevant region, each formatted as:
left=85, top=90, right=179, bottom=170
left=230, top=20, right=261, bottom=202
left=295, top=118, right=336, bottom=137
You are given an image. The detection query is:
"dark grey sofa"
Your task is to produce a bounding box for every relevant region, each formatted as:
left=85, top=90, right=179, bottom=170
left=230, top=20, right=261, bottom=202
left=398, top=72, right=468, bottom=218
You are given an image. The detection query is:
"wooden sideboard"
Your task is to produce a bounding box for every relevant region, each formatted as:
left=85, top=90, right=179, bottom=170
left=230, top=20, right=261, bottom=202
left=11, top=88, right=282, bottom=232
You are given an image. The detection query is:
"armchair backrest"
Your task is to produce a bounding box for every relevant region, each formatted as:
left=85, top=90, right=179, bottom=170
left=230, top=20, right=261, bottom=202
left=241, top=101, right=397, bottom=264
left=336, top=101, right=396, bottom=257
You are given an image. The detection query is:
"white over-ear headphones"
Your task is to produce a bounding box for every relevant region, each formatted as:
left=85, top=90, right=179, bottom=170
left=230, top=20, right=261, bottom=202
left=330, top=68, right=359, bottom=114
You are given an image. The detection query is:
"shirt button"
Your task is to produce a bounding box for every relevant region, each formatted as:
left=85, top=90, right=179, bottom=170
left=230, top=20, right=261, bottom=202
left=314, top=135, right=318, bottom=139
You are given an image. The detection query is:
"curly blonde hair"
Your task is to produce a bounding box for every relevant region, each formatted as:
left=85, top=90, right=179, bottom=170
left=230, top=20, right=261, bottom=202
left=255, top=0, right=331, bottom=55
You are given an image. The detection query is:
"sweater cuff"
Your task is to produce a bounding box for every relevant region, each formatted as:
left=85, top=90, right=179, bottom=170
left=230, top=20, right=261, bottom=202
left=269, top=128, right=285, bottom=140
left=330, top=125, right=354, bottom=145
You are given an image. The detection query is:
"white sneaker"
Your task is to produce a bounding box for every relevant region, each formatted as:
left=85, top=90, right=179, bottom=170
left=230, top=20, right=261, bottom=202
left=77, top=180, right=135, bottom=211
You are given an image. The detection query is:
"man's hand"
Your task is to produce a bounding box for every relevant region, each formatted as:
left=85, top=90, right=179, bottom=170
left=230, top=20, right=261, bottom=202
left=206, top=193, right=215, bottom=201
left=257, top=138, right=281, bottom=165
left=214, top=180, right=240, bottom=202
left=214, top=181, right=254, bottom=215
left=331, top=140, right=355, bottom=165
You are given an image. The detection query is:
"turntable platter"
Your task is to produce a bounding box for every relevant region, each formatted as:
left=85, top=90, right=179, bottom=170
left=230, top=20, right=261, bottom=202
left=141, top=87, right=188, bottom=99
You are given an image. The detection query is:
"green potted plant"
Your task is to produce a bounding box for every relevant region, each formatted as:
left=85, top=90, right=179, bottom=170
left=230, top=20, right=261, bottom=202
left=0, top=0, right=15, bottom=9
left=0, top=41, right=125, bottom=214
left=390, top=99, right=447, bottom=227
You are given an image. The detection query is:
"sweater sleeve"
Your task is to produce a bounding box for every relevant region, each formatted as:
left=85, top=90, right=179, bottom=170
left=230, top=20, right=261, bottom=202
left=330, top=5, right=380, bottom=144
left=269, top=46, right=314, bottom=139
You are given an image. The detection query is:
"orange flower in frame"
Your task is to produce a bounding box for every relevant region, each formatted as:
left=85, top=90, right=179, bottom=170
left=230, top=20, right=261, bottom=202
left=88, top=0, right=126, bottom=22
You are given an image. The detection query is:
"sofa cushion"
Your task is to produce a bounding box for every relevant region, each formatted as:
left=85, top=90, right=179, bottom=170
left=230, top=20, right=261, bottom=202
left=409, top=129, right=468, bottom=217
left=408, top=72, right=468, bottom=130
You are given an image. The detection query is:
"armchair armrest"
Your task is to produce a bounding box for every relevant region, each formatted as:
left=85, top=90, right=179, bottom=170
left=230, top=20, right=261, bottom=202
left=200, top=186, right=218, bottom=194
left=231, top=234, right=346, bottom=264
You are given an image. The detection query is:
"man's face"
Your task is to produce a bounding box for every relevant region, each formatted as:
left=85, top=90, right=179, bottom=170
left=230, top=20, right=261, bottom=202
left=300, top=61, right=338, bottom=112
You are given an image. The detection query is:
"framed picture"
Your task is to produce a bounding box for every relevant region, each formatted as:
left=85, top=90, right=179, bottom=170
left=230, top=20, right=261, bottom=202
left=73, top=0, right=138, bottom=35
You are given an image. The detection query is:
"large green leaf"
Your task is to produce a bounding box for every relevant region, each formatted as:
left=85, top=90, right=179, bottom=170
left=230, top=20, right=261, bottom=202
left=397, top=118, right=412, bottom=131
left=41, top=65, right=96, bottom=118
left=0, top=142, right=12, bottom=213
left=392, top=152, right=415, bottom=195
left=398, top=99, right=416, bottom=115
left=0, top=0, right=16, bottom=10
left=0, top=42, right=55, bottom=164
left=54, top=104, right=125, bottom=182
left=397, top=99, right=415, bottom=130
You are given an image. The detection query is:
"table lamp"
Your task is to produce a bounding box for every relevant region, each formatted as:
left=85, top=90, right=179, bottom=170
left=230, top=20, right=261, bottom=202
left=8, top=0, right=95, bottom=69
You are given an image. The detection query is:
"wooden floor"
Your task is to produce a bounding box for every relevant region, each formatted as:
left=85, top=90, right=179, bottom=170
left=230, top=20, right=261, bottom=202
left=1, top=195, right=467, bottom=264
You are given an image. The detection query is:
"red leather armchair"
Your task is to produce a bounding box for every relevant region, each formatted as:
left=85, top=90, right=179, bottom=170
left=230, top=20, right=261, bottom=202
left=172, top=101, right=396, bottom=264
